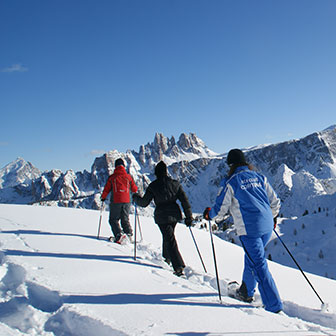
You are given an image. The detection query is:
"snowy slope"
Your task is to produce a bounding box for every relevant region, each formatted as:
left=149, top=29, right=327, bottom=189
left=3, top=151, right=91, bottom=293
left=265, top=209, right=336, bottom=280
left=0, top=204, right=336, bottom=336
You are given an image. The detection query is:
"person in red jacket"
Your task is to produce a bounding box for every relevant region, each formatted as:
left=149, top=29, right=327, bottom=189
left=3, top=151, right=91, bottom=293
left=101, top=158, right=138, bottom=243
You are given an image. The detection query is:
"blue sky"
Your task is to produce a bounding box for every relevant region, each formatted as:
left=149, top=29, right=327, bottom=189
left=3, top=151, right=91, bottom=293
left=1, top=0, right=336, bottom=172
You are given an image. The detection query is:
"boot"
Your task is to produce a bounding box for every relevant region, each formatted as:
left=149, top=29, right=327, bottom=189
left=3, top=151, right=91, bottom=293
left=236, top=282, right=254, bottom=303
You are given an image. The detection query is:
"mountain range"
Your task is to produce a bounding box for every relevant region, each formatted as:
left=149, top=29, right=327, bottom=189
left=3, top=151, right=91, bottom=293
left=1, top=127, right=336, bottom=215
left=1, top=126, right=336, bottom=279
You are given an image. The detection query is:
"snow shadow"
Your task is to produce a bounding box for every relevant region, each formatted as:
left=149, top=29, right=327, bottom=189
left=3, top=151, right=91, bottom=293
left=45, top=307, right=128, bottom=336
left=0, top=297, right=39, bottom=334
left=4, top=249, right=162, bottom=269
left=0, top=259, right=127, bottom=336
left=0, top=263, right=26, bottom=297
left=166, top=332, right=313, bottom=335
left=0, top=250, right=6, bottom=265
left=0, top=294, right=126, bottom=336
left=64, top=292, right=251, bottom=309
left=166, top=333, right=220, bottom=335
left=26, top=281, right=63, bottom=313
left=1, top=229, right=100, bottom=241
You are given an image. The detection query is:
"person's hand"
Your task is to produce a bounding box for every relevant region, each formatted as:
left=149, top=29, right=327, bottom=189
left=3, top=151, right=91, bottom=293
left=203, top=207, right=211, bottom=220
left=132, top=193, right=141, bottom=205
left=185, top=217, right=194, bottom=227
left=101, top=197, right=106, bottom=202
left=273, top=217, right=277, bottom=229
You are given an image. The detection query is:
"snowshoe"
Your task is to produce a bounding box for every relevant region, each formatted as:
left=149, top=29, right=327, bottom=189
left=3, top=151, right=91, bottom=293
left=164, top=258, right=171, bottom=266
left=227, top=281, right=254, bottom=303
left=115, top=234, right=129, bottom=245
left=173, top=267, right=185, bottom=277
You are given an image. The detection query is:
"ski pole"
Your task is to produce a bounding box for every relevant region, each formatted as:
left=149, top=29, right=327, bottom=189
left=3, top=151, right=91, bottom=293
left=136, top=209, right=143, bottom=242
left=189, top=226, right=207, bottom=273
left=97, top=201, right=104, bottom=239
left=273, top=229, right=325, bottom=306
left=134, top=204, right=137, bottom=260
left=209, top=219, right=222, bottom=303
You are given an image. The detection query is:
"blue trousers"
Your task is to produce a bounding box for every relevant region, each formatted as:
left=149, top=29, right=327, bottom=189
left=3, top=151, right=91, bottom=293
left=240, top=232, right=283, bottom=313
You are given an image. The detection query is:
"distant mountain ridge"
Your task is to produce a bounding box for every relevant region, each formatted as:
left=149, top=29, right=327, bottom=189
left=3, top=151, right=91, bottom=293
left=0, top=132, right=218, bottom=209
left=1, top=128, right=336, bottom=216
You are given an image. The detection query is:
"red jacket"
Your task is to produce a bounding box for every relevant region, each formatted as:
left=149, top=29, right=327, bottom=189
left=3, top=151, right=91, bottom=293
left=101, top=166, right=138, bottom=203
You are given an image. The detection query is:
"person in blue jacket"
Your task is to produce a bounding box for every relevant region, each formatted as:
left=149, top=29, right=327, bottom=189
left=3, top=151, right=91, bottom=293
left=204, top=149, right=283, bottom=313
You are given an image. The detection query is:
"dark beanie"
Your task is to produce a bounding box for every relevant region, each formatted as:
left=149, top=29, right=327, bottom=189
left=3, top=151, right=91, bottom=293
left=227, top=149, right=247, bottom=166
left=115, top=158, right=125, bottom=167
left=155, top=161, right=167, bottom=177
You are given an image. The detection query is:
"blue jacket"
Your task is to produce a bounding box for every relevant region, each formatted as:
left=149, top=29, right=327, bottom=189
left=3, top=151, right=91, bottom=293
left=209, top=166, right=280, bottom=237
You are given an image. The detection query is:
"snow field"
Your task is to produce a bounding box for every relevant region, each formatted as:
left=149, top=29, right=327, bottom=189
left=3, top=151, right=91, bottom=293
left=0, top=204, right=336, bottom=335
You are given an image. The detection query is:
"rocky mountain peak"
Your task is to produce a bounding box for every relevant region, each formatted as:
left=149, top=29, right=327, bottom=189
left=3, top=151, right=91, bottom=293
left=153, top=133, right=173, bottom=153
left=177, top=133, right=204, bottom=151
left=0, top=157, right=41, bottom=188
left=134, top=132, right=216, bottom=168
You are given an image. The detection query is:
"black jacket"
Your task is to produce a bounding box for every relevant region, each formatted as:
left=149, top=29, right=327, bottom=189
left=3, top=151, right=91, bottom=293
left=133, top=176, right=192, bottom=225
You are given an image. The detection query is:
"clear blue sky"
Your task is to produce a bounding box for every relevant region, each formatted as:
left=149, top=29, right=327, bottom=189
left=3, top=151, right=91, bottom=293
left=1, top=0, right=335, bottom=172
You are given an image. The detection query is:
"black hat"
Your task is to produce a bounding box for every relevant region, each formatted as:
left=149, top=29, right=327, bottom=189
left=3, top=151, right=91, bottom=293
left=155, top=161, right=167, bottom=177
left=115, top=158, right=125, bottom=167
left=227, top=149, right=247, bottom=166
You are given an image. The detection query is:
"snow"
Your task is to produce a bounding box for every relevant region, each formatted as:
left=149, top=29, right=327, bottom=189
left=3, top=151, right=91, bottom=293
left=0, top=203, right=336, bottom=336
left=265, top=209, right=336, bottom=280
left=0, top=158, right=41, bottom=188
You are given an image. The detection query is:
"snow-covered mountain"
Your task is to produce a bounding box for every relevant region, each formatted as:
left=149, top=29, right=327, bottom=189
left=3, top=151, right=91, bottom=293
left=2, top=128, right=336, bottom=216
left=0, top=204, right=335, bottom=335
left=0, top=132, right=219, bottom=210
left=0, top=157, right=41, bottom=189
left=1, top=127, right=336, bottom=280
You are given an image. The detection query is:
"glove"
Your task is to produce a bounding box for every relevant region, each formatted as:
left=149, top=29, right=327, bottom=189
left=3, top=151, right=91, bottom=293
left=203, top=207, right=211, bottom=220
left=185, top=217, right=194, bottom=227
left=101, top=197, right=106, bottom=202
left=273, top=217, right=277, bottom=229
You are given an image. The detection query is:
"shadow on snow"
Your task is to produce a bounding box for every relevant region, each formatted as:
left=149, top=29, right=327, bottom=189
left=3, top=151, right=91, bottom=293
left=63, top=291, right=251, bottom=309
left=4, top=249, right=161, bottom=269
left=1, top=229, right=105, bottom=241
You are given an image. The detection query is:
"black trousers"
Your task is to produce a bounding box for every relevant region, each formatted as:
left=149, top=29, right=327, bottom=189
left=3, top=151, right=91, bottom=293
left=158, top=222, right=185, bottom=272
left=109, top=203, right=132, bottom=238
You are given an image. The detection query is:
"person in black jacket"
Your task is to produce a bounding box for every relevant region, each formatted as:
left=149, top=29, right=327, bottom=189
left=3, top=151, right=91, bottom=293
left=133, top=161, right=193, bottom=277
